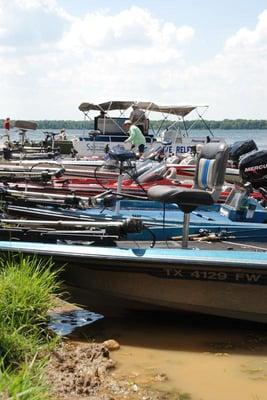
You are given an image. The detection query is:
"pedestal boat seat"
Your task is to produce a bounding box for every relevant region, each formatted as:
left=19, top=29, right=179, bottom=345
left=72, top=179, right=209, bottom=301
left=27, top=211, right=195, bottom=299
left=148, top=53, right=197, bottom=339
left=147, top=142, right=229, bottom=248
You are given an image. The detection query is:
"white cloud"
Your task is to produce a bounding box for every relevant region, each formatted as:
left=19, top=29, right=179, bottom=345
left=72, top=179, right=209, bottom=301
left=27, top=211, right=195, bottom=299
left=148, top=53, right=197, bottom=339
left=15, top=0, right=57, bottom=9
left=0, top=1, right=266, bottom=120
left=59, top=6, right=194, bottom=54
left=182, top=9, right=267, bottom=118
left=225, top=9, right=267, bottom=50
left=0, top=3, right=195, bottom=118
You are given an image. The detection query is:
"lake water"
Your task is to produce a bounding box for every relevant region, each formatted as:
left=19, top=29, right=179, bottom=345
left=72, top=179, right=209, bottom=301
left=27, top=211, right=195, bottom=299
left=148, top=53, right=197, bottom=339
left=66, top=307, right=267, bottom=400
left=206, top=129, right=267, bottom=150
left=1, top=128, right=267, bottom=149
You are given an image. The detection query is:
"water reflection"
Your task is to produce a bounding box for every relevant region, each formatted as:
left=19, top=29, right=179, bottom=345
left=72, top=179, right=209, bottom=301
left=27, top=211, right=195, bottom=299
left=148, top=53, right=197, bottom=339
left=49, top=309, right=104, bottom=335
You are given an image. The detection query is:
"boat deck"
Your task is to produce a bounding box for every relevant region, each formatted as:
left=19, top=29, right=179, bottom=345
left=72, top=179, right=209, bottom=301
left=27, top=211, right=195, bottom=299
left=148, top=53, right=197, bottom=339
left=117, top=239, right=267, bottom=252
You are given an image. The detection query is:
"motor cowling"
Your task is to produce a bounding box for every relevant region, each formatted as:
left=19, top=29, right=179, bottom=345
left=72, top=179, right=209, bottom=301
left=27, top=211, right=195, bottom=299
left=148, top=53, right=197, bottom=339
left=229, top=140, right=258, bottom=165
left=239, top=150, right=267, bottom=189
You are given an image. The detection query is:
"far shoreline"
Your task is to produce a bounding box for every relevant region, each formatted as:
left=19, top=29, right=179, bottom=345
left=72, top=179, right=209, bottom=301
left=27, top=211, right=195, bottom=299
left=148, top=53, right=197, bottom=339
left=1, top=119, right=267, bottom=130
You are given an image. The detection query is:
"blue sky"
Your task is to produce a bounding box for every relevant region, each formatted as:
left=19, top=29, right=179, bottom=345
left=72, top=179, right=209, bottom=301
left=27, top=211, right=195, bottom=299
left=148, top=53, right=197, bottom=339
left=0, top=0, right=267, bottom=120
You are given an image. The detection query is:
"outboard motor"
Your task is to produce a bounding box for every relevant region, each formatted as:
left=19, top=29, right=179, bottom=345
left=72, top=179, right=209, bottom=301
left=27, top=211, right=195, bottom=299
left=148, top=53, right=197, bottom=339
left=239, top=150, right=267, bottom=190
left=136, top=163, right=168, bottom=183
left=229, top=140, right=258, bottom=166
left=3, top=146, right=12, bottom=160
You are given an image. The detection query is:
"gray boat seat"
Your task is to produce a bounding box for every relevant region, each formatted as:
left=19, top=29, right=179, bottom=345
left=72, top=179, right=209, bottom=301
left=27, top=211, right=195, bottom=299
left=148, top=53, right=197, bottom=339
left=147, top=142, right=229, bottom=247
left=148, top=186, right=213, bottom=213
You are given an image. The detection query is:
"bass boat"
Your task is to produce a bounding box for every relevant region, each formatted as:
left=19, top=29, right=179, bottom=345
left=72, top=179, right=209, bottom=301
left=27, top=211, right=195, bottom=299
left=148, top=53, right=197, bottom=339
left=0, top=142, right=266, bottom=323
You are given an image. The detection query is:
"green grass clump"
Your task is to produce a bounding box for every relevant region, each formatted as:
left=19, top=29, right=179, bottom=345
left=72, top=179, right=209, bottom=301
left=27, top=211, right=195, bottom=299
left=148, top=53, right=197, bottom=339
left=0, top=360, right=51, bottom=400
left=0, top=254, right=62, bottom=398
left=0, top=327, right=40, bottom=367
left=0, top=255, right=61, bottom=334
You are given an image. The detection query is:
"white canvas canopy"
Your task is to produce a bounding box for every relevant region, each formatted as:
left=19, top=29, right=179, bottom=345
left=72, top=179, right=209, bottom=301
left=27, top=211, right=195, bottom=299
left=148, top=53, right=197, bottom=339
left=98, top=101, right=135, bottom=111
left=135, top=102, right=198, bottom=117
left=78, top=103, right=103, bottom=112
left=79, top=101, right=135, bottom=112
left=78, top=101, right=204, bottom=117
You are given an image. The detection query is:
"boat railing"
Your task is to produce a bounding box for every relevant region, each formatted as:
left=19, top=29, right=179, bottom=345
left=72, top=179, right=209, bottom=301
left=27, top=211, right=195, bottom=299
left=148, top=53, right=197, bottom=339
left=85, top=134, right=154, bottom=144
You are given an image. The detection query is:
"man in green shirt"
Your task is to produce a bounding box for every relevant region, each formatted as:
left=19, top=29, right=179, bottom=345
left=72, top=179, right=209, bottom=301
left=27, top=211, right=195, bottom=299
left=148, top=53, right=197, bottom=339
left=123, top=119, right=146, bottom=156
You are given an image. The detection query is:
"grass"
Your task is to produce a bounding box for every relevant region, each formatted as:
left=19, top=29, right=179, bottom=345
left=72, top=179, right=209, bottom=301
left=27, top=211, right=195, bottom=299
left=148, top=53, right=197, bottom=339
left=0, top=360, right=51, bottom=400
left=0, top=254, right=62, bottom=398
left=0, top=255, right=60, bottom=332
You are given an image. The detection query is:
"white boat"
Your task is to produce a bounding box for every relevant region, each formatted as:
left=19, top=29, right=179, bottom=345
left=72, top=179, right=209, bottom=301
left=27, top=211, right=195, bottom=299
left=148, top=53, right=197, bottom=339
left=74, top=100, right=217, bottom=158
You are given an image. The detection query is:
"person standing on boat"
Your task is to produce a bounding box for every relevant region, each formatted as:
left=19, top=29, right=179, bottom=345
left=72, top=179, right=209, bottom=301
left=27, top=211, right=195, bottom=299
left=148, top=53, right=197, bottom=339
left=94, top=110, right=106, bottom=131
left=130, top=105, right=147, bottom=134
left=3, top=117, right=11, bottom=141
left=57, top=128, right=67, bottom=140
left=123, top=119, right=146, bottom=156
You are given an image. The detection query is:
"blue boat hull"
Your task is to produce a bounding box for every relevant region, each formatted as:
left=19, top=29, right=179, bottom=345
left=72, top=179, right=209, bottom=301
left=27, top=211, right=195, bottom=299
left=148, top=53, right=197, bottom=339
left=0, top=241, right=266, bottom=323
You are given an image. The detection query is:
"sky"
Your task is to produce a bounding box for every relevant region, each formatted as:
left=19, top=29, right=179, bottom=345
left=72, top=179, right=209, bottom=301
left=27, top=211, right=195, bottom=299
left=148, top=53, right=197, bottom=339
left=0, top=0, right=267, bottom=120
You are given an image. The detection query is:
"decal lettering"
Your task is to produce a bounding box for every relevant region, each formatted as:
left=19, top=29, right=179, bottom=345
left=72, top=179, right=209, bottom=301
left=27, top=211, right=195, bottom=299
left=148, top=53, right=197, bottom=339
left=175, top=146, right=192, bottom=154
left=166, top=269, right=183, bottom=278
left=244, top=164, right=267, bottom=173
left=158, top=268, right=265, bottom=285
left=86, top=143, right=105, bottom=151
left=245, top=273, right=261, bottom=283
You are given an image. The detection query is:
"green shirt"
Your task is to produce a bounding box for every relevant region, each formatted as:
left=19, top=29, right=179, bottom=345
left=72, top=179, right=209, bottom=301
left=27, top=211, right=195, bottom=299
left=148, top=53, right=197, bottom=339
left=125, top=125, right=146, bottom=146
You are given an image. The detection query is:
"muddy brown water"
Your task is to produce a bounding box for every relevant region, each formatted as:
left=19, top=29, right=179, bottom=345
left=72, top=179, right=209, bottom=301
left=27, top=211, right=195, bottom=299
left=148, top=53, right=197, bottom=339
left=50, top=307, right=267, bottom=400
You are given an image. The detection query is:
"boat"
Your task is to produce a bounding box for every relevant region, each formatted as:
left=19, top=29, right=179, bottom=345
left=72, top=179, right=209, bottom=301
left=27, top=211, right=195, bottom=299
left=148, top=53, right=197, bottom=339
left=4, top=185, right=266, bottom=242
left=1, top=145, right=265, bottom=204
left=1, top=145, right=267, bottom=244
left=0, top=141, right=266, bottom=323
left=74, top=100, right=217, bottom=157
left=0, top=241, right=266, bottom=323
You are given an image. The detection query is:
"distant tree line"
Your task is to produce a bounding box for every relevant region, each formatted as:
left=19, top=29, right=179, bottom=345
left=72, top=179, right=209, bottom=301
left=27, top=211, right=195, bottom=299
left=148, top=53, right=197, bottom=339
left=1, top=119, right=267, bottom=130
left=150, top=119, right=267, bottom=130
left=34, top=120, right=94, bottom=129
left=0, top=119, right=94, bottom=130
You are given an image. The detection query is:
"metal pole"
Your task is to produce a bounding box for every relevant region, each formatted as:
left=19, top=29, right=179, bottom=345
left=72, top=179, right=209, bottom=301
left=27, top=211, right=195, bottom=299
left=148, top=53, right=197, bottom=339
left=182, top=212, right=190, bottom=248
left=115, top=170, right=123, bottom=214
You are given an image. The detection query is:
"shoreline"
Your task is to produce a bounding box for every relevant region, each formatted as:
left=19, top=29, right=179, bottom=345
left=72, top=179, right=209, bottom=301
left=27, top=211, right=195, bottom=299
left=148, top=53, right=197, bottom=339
left=46, top=299, right=178, bottom=400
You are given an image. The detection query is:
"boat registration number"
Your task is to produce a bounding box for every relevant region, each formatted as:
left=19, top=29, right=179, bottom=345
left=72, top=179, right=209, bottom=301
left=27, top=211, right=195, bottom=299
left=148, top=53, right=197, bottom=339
left=163, top=268, right=265, bottom=285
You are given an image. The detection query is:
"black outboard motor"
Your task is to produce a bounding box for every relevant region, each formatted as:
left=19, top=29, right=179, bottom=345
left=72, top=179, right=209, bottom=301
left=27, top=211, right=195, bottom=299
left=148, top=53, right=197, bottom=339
left=239, top=150, right=267, bottom=190
left=229, top=140, right=258, bottom=166
left=3, top=146, right=12, bottom=160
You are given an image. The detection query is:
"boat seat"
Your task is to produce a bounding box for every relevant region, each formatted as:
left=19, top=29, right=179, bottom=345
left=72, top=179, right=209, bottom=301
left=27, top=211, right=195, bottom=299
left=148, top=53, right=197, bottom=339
left=147, top=142, right=229, bottom=248
left=148, top=186, right=213, bottom=213
left=109, top=148, right=136, bottom=163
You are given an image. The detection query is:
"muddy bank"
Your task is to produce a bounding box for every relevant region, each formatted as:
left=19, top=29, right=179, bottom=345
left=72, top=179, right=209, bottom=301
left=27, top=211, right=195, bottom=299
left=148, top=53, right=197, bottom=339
left=45, top=339, right=176, bottom=400
left=46, top=300, right=176, bottom=400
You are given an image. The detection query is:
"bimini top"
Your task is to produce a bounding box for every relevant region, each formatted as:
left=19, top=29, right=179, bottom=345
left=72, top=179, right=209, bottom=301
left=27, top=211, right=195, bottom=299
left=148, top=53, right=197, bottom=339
left=14, top=120, right=38, bottom=130
left=135, top=102, right=199, bottom=117
left=78, top=102, right=102, bottom=112
left=79, top=101, right=135, bottom=112
left=79, top=101, right=204, bottom=117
